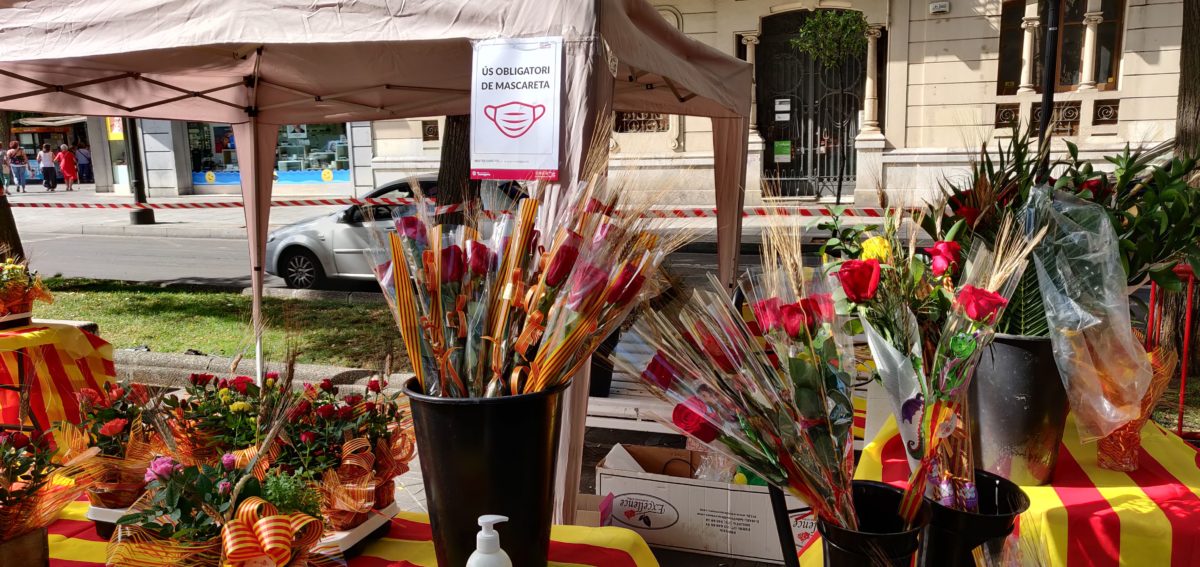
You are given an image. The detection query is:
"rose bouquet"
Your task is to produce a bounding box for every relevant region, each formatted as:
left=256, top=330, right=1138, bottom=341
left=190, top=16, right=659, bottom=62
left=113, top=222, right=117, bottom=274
left=370, top=179, right=685, bottom=398
left=838, top=213, right=1043, bottom=518
left=1, top=426, right=97, bottom=542
left=614, top=223, right=859, bottom=529
left=74, top=380, right=163, bottom=509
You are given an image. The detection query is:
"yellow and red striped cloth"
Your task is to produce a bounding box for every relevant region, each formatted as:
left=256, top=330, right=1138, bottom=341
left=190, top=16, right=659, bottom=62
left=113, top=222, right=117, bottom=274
left=47, top=499, right=659, bottom=567
left=800, top=415, right=1200, bottom=566
left=0, top=323, right=115, bottom=428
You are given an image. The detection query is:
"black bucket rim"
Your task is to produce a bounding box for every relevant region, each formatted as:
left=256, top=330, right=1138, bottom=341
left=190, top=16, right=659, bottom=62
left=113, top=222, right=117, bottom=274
left=403, top=377, right=570, bottom=405
left=990, top=333, right=1054, bottom=343
left=925, top=469, right=1031, bottom=520
left=818, top=480, right=931, bottom=539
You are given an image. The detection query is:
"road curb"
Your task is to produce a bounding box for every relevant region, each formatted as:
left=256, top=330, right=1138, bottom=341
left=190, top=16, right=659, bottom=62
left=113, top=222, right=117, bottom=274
left=240, top=287, right=385, bottom=303
left=115, top=349, right=412, bottom=393
left=75, top=224, right=259, bottom=240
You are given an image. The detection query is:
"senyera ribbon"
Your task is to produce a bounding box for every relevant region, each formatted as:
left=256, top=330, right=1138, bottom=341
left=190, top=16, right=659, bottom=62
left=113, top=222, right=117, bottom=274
left=222, top=496, right=323, bottom=567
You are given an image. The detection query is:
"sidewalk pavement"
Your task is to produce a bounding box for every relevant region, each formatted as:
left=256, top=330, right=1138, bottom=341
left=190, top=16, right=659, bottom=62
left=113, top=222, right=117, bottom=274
left=9, top=185, right=879, bottom=242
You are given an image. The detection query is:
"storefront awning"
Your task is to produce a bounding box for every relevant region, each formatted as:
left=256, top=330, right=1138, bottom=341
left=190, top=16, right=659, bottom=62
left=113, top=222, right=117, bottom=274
left=15, top=115, right=87, bottom=127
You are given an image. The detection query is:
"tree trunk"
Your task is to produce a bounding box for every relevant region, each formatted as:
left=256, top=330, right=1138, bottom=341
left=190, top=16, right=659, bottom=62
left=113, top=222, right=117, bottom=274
left=0, top=112, right=21, bottom=259
left=1178, top=0, right=1200, bottom=157
left=435, top=115, right=479, bottom=224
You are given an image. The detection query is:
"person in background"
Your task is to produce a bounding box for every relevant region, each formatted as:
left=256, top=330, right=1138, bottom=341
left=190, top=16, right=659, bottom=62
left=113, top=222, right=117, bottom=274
left=6, top=141, right=30, bottom=193
left=0, top=144, right=9, bottom=193
left=56, top=144, right=77, bottom=191
left=75, top=143, right=92, bottom=183
left=36, top=143, right=56, bottom=191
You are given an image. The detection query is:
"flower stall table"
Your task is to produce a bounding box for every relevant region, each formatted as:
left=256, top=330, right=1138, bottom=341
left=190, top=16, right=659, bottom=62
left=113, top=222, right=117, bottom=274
left=0, top=323, right=115, bottom=429
left=46, top=499, right=661, bottom=566
left=798, top=415, right=1200, bottom=566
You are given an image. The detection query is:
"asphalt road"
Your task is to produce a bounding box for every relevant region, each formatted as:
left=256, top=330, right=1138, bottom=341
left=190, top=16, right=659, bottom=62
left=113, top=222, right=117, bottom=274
left=22, top=232, right=744, bottom=290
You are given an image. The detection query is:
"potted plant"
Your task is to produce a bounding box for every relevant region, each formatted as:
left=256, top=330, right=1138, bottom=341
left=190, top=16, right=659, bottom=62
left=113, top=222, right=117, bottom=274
left=163, top=373, right=266, bottom=466
left=354, top=377, right=413, bottom=510
left=0, top=257, right=51, bottom=329
left=1, top=426, right=96, bottom=564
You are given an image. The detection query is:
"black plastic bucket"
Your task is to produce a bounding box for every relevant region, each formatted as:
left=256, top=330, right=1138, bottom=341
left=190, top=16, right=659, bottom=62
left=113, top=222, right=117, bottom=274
left=818, top=481, right=930, bottom=566
left=921, top=469, right=1031, bottom=566
left=405, top=378, right=567, bottom=567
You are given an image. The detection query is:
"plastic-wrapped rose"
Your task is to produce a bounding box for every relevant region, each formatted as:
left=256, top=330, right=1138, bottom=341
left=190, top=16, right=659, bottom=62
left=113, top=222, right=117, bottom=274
left=604, top=263, right=646, bottom=307
left=924, top=241, right=962, bottom=277
left=800, top=294, right=834, bottom=327
left=545, top=231, right=582, bottom=287
left=671, top=397, right=719, bottom=443
left=752, top=298, right=783, bottom=332
left=440, top=244, right=466, bottom=284
left=145, top=456, right=182, bottom=483
left=467, top=241, right=493, bottom=278
left=956, top=285, right=1008, bottom=324
left=566, top=264, right=608, bottom=310
left=838, top=259, right=881, bottom=303
left=780, top=302, right=809, bottom=338
left=642, top=352, right=678, bottom=390
left=398, top=216, right=428, bottom=245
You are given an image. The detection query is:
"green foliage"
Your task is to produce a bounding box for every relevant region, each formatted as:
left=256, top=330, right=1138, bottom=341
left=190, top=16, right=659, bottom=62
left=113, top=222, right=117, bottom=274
left=0, top=430, right=54, bottom=507
left=790, top=10, right=868, bottom=68
left=118, top=459, right=253, bottom=542
left=817, top=207, right=868, bottom=261
left=996, top=267, right=1049, bottom=336
left=262, top=470, right=321, bottom=518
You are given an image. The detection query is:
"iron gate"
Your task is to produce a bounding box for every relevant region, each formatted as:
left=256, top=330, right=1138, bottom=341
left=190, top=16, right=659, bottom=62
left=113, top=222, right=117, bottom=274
left=757, top=11, right=866, bottom=200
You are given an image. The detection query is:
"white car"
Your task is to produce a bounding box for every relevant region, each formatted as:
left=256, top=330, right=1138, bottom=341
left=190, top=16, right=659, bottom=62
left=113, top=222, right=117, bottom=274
left=265, top=177, right=437, bottom=289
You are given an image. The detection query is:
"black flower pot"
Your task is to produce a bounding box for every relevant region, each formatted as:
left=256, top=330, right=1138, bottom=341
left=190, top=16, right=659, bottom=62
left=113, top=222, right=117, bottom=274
left=970, top=334, right=1070, bottom=485
left=818, top=481, right=930, bottom=567
left=921, top=469, right=1031, bottom=566
left=406, top=378, right=567, bottom=567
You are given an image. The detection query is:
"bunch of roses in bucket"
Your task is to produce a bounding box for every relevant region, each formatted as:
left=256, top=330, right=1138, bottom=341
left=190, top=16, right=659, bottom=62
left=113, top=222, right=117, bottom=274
left=368, top=178, right=689, bottom=398
left=829, top=211, right=1043, bottom=520
left=0, top=426, right=97, bottom=541
left=614, top=222, right=859, bottom=530
left=73, top=379, right=163, bottom=508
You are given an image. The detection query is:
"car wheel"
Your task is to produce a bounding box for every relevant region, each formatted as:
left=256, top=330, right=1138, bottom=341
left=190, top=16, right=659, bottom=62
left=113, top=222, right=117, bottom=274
left=281, top=248, right=325, bottom=289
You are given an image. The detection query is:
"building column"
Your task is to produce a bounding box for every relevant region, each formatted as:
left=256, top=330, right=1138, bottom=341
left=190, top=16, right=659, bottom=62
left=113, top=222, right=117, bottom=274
left=861, top=25, right=883, bottom=135
left=1078, top=11, right=1104, bottom=90
left=741, top=33, right=761, bottom=129
left=1017, top=16, right=1040, bottom=94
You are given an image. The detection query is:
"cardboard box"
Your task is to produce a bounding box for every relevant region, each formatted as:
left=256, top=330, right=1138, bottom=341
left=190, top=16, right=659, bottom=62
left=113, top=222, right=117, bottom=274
left=596, top=444, right=818, bottom=563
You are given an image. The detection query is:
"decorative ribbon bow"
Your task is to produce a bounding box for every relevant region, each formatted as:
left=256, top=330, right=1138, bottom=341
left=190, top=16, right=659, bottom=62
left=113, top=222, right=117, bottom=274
left=222, top=497, right=323, bottom=567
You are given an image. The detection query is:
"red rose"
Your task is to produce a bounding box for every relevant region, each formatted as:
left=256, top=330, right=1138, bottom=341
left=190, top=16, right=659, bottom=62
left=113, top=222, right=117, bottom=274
left=299, top=431, right=317, bottom=444
left=671, top=397, right=719, bottom=443
left=218, top=378, right=229, bottom=390
left=838, top=259, right=881, bottom=303
left=337, top=405, right=354, bottom=421
left=397, top=216, right=427, bottom=244
left=925, top=241, right=962, bottom=277
left=367, top=379, right=382, bottom=393
left=544, top=231, right=582, bottom=287
left=316, top=404, right=336, bottom=420
left=363, top=401, right=377, bottom=413
left=78, top=388, right=108, bottom=409
left=108, top=386, right=125, bottom=402
left=343, top=394, right=363, bottom=406
left=1081, top=177, right=1102, bottom=193
left=958, top=206, right=981, bottom=226
left=467, top=241, right=493, bottom=277
left=800, top=294, right=834, bottom=326
left=641, top=352, right=678, bottom=390
left=440, top=244, right=466, bottom=284
left=288, top=400, right=311, bottom=422
left=98, top=418, right=128, bottom=437
left=700, top=331, right=737, bottom=374
left=752, top=298, right=783, bottom=332
left=780, top=302, right=809, bottom=338
left=320, top=379, right=336, bottom=393
left=130, top=384, right=150, bottom=404
left=956, top=285, right=1008, bottom=323
left=189, top=373, right=215, bottom=387
left=230, top=376, right=254, bottom=394
left=605, top=263, right=646, bottom=306
left=567, top=264, right=608, bottom=310
left=9, top=431, right=29, bottom=449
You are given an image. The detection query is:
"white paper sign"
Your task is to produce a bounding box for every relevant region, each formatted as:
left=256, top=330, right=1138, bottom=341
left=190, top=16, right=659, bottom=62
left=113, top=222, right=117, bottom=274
left=470, top=36, right=563, bottom=181
left=774, top=98, right=791, bottom=111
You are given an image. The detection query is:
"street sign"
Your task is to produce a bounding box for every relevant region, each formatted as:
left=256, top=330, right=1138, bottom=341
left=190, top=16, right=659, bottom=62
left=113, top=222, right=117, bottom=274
left=470, top=36, right=563, bottom=182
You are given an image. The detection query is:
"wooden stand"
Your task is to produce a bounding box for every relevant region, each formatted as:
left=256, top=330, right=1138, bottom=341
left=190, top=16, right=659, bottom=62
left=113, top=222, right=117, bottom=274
left=0, top=528, right=49, bottom=567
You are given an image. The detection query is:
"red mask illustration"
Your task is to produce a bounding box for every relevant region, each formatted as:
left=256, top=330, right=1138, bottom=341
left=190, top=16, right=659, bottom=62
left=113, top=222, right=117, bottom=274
left=484, top=102, right=546, bottom=138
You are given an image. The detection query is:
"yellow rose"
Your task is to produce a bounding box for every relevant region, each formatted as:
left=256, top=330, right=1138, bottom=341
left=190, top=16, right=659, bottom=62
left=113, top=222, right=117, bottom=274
left=861, top=236, right=892, bottom=262
left=218, top=388, right=230, bottom=397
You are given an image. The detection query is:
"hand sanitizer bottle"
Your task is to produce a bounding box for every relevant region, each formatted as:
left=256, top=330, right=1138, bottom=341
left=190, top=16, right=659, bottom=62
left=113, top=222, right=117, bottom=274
left=466, top=515, right=512, bottom=567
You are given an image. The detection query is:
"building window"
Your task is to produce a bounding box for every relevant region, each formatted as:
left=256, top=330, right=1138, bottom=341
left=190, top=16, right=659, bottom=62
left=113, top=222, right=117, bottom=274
left=614, top=112, right=671, bottom=133
left=996, top=0, right=1124, bottom=95
left=186, top=122, right=350, bottom=185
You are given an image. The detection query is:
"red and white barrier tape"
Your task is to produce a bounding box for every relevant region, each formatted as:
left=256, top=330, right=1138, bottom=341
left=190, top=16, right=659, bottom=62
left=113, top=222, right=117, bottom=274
left=5, top=199, right=886, bottom=218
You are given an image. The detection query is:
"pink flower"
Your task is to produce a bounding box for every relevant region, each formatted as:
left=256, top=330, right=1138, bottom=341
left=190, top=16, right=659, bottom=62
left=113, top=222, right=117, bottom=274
left=924, top=241, right=962, bottom=277
left=98, top=418, right=128, bottom=437
left=221, top=453, right=237, bottom=471
left=566, top=264, right=609, bottom=310
left=218, top=480, right=232, bottom=495
left=145, top=456, right=182, bottom=483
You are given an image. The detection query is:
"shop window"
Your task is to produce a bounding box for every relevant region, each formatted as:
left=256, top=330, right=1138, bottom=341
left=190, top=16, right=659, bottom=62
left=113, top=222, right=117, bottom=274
left=996, top=0, right=1124, bottom=96
left=187, top=122, right=350, bottom=186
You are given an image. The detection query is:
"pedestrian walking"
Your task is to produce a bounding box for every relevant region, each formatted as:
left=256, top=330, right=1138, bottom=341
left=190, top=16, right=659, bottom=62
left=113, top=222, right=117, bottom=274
left=0, top=145, right=9, bottom=192
left=75, top=144, right=92, bottom=183
left=56, top=144, right=77, bottom=191
left=36, top=143, right=56, bottom=191
left=6, top=141, right=30, bottom=193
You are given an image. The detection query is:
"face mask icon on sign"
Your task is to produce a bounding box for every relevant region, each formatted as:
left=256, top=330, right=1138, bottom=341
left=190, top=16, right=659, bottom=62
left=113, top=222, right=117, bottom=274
left=484, top=102, right=546, bottom=139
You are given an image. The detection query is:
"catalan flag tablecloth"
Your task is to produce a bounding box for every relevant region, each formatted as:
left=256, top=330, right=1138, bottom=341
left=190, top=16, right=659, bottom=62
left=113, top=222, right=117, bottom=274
left=800, top=414, right=1200, bottom=566
left=47, top=500, right=660, bottom=566
left=0, top=323, right=115, bottom=428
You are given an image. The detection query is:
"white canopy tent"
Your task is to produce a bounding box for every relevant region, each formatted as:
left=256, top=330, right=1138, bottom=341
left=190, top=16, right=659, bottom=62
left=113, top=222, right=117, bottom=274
left=0, top=0, right=751, bottom=521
